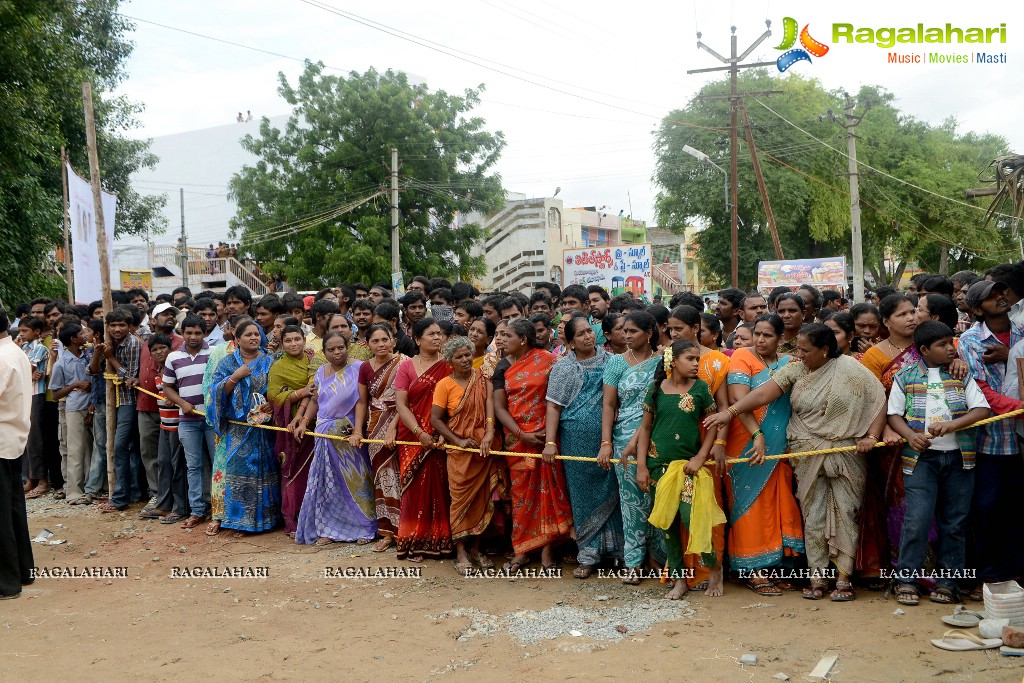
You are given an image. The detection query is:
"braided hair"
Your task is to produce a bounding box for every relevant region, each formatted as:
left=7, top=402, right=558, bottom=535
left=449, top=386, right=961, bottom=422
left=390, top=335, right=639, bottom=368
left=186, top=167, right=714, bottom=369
left=648, top=339, right=698, bottom=416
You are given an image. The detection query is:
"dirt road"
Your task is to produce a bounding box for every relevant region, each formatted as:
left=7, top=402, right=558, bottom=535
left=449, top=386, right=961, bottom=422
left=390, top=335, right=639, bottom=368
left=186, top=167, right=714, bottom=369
left=4, top=501, right=1022, bottom=682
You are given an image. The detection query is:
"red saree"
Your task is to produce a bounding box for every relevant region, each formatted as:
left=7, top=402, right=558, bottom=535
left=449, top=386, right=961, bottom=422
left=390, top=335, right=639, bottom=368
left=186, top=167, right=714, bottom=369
left=364, top=355, right=402, bottom=537
left=396, top=359, right=453, bottom=559
left=503, top=348, right=573, bottom=553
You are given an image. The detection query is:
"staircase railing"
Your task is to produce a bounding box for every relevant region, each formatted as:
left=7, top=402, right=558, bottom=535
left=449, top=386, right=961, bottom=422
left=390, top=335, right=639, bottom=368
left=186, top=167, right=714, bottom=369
left=227, top=258, right=270, bottom=296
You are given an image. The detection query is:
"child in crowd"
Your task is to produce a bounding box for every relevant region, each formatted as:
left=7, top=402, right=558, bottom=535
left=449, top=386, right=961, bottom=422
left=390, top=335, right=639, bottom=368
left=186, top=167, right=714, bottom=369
left=49, top=322, right=93, bottom=503
left=19, top=317, right=50, bottom=498
left=636, top=340, right=725, bottom=600
left=148, top=334, right=188, bottom=524
left=888, top=321, right=989, bottom=606
left=84, top=317, right=109, bottom=500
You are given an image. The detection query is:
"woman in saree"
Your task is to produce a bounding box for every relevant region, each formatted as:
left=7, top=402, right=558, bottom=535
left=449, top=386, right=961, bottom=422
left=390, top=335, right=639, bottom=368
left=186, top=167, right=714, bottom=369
left=393, top=318, right=453, bottom=561
left=430, top=336, right=507, bottom=575
left=208, top=319, right=281, bottom=534
left=636, top=340, right=723, bottom=600
left=543, top=316, right=623, bottom=578
left=664, top=304, right=731, bottom=591
left=268, top=325, right=314, bottom=537
left=723, top=315, right=805, bottom=595
left=468, top=317, right=495, bottom=371
left=355, top=324, right=403, bottom=552
left=202, top=314, right=244, bottom=536
left=598, top=310, right=662, bottom=583
left=774, top=293, right=806, bottom=355
left=293, top=331, right=376, bottom=545
left=494, top=318, right=573, bottom=573
left=706, top=324, right=889, bottom=602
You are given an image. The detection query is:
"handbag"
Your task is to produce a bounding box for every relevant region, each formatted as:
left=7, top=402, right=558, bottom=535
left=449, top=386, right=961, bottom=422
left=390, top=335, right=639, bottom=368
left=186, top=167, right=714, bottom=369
left=247, top=393, right=271, bottom=425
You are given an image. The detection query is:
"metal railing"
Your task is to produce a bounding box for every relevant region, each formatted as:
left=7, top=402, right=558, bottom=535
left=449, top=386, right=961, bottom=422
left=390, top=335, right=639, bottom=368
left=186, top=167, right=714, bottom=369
left=149, top=246, right=270, bottom=296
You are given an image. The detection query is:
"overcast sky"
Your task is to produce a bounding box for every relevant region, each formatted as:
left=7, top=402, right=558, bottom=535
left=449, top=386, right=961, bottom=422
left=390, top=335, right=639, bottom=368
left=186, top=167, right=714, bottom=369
left=117, top=0, right=1023, bottom=235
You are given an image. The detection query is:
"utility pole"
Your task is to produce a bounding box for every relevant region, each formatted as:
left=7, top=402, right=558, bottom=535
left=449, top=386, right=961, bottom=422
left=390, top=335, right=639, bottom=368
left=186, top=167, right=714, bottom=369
left=824, top=94, right=869, bottom=301
left=687, top=22, right=776, bottom=288
left=390, top=147, right=400, bottom=275
left=82, top=81, right=115, bottom=493
left=180, top=188, right=189, bottom=288
left=741, top=106, right=784, bottom=259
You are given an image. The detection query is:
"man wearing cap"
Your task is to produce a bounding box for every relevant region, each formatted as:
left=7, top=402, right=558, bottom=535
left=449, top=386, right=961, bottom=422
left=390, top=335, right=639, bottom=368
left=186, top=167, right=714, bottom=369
left=958, top=279, right=1024, bottom=588
left=137, top=303, right=183, bottom=513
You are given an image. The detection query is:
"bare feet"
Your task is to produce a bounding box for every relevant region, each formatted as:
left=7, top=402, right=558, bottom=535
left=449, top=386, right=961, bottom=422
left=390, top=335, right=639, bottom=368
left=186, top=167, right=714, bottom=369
left=704, top=566, right=724, bottom=597
left=666, top=579, right=688, bottom=600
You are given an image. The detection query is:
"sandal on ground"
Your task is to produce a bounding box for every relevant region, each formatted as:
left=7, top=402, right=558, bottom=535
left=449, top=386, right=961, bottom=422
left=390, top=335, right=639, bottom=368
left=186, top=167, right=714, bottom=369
left=53, top=490, right=66, bottom=500
left=930, top=587, right=961, bottom=605
left=97, top=502, right=125, bottom=513
left=573, top=564, right=596, bottom=579
left=313, top=537, right=334, bottom=547
left=831, top=580, right=856, bottom=602
left=180, top=515, right=205, bottom=529
left=67, top=496, right=90, bottom=505
left=160, top=512, right=187, bottom=524
left=472, top=552, right=494, bottom=570
left=621, top=568, right=641, bottom=585
left=355, top=537, right=374, bottom=545
left=692, top=581, right=709, bottom=592
left=25, top=486, right=51, bottom=499
left=773, top=580, right=798, bottom=591
left=802, top=580, right=827, bottom=600
left=138, top=508, right=168, bottom=519
left=966, top=586, right=984, bottom=602
left=941, top=605, right=988, bottom=628
left=748, top=576, right=783, bottom=597
left=204, top=521, right=221, bottom=536
left=931, top=629, right=1002, bottom=651
left=372, top=536, right=394, bottom=553
left=453, top=561, right=475, bottom=576
left=504, top=557, right=531, bottom=573
left=895, top=584, right=920, bottom=606
left=540, top=563, right=560, bottom=576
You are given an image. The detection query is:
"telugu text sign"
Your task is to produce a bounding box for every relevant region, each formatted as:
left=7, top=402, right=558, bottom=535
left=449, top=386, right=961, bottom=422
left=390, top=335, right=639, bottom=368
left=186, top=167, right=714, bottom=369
left=562, top=244, right=653, bottom=299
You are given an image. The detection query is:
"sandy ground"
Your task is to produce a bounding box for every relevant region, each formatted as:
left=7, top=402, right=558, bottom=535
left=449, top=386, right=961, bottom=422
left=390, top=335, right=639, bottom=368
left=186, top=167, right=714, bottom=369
left=3, top=498, right=1023, bottom=683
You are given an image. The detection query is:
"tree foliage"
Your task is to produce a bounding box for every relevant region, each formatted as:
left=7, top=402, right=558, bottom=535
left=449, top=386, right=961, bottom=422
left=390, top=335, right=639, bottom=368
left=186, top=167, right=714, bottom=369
left=653, top=71, right=1011, bottom=290
left=0, top=0, right=165, bottom=306
left=229, top=64, right=506, bottom=288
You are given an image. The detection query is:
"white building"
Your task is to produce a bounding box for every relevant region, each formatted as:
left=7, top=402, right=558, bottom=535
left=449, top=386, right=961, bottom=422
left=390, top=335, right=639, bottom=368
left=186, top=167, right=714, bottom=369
left=118, top=116, right=289, bottom=295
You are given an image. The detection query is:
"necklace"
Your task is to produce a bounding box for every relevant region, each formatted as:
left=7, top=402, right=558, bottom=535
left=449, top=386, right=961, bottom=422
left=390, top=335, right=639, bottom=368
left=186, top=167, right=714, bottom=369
left=756, top=350, right=779, bottom=376
left=887, top=339, right=909, bottom=355
left=628, top=347, right=652, bottom=366
left=414, top=352, right=441, bottom=375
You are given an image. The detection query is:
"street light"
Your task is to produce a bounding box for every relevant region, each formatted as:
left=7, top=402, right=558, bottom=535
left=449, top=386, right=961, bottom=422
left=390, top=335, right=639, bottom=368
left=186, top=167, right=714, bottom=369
left=682, top=144, right=729, bottom=212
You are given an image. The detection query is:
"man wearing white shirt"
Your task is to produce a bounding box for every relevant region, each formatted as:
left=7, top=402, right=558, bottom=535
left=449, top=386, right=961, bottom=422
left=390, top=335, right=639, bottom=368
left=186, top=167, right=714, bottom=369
left=0, top=306, right=34, bottom=599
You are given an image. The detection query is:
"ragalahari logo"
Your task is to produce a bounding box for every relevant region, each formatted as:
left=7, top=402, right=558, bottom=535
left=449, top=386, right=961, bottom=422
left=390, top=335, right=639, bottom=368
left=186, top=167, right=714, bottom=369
left=774, top=17, right=829, bottom=71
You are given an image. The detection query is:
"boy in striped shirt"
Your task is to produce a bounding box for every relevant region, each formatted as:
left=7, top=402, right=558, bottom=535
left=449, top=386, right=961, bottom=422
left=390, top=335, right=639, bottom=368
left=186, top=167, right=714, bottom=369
left=147, top=335, right=188, bottom=523
left=161, top=316, right=214, bottom=529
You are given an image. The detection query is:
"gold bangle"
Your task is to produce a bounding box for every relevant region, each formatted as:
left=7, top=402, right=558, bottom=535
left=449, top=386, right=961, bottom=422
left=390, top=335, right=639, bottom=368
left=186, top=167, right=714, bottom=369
left=545, top=441, right=557, bottom=446
left=714, top=439, right=727, bottom=447
left=601, top=440, right=612, bottom=446
left=486, top=418, right=495, bottom=423
left=727, top=406, right=739, bottom=418
left=865, top=433, right=879, bottom=441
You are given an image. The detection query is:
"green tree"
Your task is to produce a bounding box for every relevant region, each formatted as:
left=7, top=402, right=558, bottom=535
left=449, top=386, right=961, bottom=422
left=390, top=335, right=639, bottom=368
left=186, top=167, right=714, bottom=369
left=653, top=72, right=1010, bottom=290
left=229, top=64, right=506, bottom=288
left=0, top=0, right=165, bottom=306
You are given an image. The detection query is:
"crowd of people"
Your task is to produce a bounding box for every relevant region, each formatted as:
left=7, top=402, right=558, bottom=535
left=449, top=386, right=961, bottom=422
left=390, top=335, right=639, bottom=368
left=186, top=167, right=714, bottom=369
left=3, top=266, right=1024, bottom=605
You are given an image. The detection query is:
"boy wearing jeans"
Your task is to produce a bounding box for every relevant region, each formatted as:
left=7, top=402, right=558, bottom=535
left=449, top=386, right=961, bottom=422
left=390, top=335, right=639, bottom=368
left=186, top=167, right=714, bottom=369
left=91, top=307, right=142, bottom=513
left=888, top=321, right=989, bottom=605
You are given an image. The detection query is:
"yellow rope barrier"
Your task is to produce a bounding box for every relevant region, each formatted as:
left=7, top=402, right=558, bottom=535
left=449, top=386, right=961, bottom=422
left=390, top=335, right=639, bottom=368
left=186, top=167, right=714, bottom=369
left=107, top=375, right=1024, bottom=466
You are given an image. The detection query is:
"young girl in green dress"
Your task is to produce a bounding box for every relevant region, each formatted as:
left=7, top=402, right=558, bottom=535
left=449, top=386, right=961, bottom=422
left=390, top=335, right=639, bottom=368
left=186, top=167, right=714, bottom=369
left=636, top=340, right=725, bottom=600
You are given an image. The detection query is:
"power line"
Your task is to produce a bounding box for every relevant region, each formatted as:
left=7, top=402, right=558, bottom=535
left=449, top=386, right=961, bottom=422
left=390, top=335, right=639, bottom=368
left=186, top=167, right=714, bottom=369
left=754, top=99, right=1013, bottom=220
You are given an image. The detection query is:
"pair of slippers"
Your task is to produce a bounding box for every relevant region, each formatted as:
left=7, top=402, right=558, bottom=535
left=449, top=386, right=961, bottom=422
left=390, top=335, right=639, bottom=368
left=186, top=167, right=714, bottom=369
left=933, top=607, right=1024, bottom=655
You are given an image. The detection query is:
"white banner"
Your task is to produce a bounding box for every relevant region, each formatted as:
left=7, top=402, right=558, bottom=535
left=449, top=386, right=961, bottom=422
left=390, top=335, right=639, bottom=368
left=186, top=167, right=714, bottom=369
left=67, top=163, right=116, bottom=304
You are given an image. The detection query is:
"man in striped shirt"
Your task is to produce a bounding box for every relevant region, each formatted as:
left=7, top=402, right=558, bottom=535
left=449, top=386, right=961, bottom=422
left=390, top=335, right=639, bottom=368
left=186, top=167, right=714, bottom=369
left=161, top=316, right=214, bottom=529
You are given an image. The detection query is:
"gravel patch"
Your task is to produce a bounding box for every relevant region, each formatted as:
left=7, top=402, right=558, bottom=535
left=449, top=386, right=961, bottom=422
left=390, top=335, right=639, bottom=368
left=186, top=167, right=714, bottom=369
left=431, top=599, right=693, bottom=644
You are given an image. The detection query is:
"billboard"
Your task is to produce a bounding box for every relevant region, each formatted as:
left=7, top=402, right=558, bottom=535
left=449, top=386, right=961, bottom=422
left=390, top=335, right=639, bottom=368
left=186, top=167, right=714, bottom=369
left=757, top=257, right=847, bottom=295
left=562, top=244, right=653, bottom=299
left=120, top=270, right=152, bottom=291
left=67, top=162, right=116, bottom=304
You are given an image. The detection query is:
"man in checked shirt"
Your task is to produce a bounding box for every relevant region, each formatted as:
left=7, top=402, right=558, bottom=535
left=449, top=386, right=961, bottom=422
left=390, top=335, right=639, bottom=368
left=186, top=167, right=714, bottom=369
left=90, top=307, right=142, bottom=513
